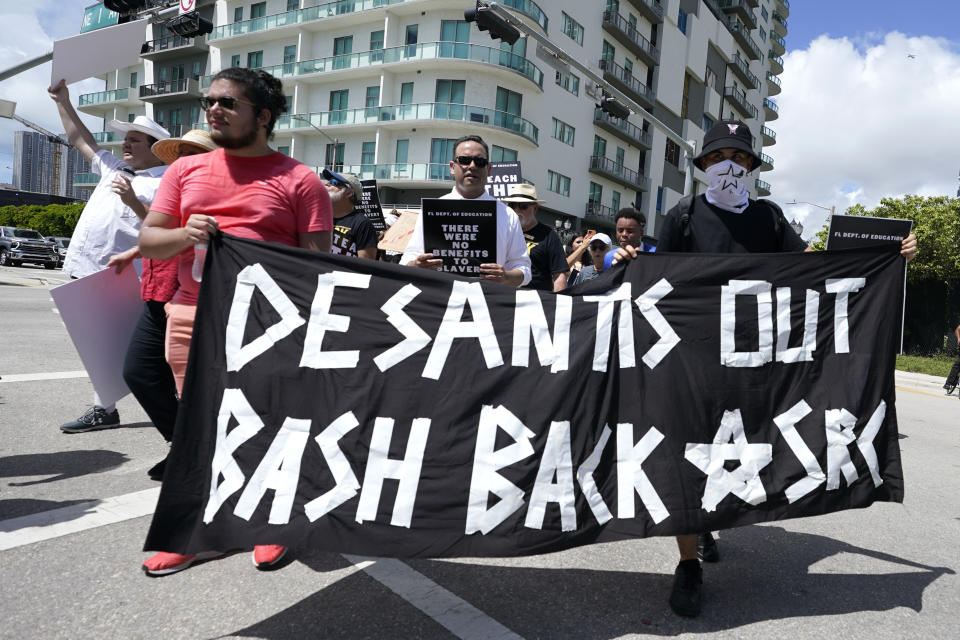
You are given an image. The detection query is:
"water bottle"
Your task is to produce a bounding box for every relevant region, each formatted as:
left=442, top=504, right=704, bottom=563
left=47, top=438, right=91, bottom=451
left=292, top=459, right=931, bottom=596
left=192, top=243, right=207, bottom=282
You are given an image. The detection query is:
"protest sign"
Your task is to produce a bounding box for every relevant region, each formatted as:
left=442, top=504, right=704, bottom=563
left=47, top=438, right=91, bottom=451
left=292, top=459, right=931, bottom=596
left=377, top=210, right=418, bottom=253
left=826, top=215, right=914, bottom=251
left=421, top=198, right=497, bottom=276
left=146, top=235, right=905, bottom=558
left=485, top=162, right=523, bottom=199
left=358, top=179, right=387, bottom=232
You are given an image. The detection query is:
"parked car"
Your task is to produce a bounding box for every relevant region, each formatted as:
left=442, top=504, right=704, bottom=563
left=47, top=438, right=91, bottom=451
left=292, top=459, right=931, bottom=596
left=0, top=226, right=60, bottom=269
left=47, top=236, right=71, bottom=268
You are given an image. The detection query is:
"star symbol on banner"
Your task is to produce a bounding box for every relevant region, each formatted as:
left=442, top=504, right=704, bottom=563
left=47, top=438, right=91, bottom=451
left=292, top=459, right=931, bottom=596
left=684, top=409, right=773, bottom=512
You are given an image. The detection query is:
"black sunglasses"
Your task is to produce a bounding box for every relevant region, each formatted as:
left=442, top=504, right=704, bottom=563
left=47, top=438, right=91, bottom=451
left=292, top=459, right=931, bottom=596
left=199, top=95, right=255, bottom=110
left=454, top=155, right=489, bottom=168
left=508, top=202, right=532, bottom=211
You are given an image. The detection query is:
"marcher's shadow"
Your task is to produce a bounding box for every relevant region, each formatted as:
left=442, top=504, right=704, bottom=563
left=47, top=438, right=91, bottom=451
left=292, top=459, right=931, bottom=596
left=0, top=450, right=128, bottom=487
left=229, top=526, right=953, bottom=639
left=0, top=498, right=101, bottom=527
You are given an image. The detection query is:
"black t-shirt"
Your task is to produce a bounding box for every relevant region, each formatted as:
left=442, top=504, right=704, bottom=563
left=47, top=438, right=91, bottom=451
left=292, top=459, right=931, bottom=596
left=521, top=222, right=568, bottom=291
left=658, top=195, right=807, bottom=253
left=331, top=210, right=378, bottom=257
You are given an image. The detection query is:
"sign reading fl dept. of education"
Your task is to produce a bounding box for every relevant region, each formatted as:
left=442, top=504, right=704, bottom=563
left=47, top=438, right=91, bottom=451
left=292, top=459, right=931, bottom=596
left=145, top=236, right=905, bottom=558
left=420, top=198, right=497, bottom=276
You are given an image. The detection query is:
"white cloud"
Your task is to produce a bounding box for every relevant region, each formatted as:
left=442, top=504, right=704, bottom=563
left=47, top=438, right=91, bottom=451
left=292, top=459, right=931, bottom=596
left=0, top=1, right=103, bottom=184
left=767, top=32, right=960, bottom=238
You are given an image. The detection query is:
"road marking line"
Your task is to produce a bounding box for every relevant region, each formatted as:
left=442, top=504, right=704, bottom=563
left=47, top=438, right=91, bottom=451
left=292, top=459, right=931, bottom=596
left=343, top=554, right=523, bottom=640
left=895, top=385, right=956, bottom=400
left=0, top=371, right=88, bottom=383
left=0, top=488, right=159, bottom=551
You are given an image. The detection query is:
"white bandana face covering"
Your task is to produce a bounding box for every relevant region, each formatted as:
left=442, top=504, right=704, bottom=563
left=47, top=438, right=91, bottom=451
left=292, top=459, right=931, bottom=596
left=705, top=159, right=750, bottom=213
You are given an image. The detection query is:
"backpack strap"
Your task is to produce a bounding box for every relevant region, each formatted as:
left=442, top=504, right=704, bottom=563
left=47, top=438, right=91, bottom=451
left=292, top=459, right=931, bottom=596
left=757, top=198, right=787, bottom=243
left=675, top=194, right=696, bottom=252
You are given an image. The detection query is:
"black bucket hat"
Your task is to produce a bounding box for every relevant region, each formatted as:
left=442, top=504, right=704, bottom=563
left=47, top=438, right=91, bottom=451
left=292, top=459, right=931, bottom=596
left=693, top=119, right=762, bottom=171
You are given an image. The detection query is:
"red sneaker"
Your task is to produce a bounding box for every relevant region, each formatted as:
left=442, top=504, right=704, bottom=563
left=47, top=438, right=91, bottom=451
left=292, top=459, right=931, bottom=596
left=252, top=545, right=287, bottom=570
left=142, top=551, right=223, bottom=577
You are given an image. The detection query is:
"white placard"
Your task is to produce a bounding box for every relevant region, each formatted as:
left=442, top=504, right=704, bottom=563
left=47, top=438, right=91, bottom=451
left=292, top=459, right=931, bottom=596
left=50, top=266, right=143, bottom=407
left=51, top=19, right=150, bottom=86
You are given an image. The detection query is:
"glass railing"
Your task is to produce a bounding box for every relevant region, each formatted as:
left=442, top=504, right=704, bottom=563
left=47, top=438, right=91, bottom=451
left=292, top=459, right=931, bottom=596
left=236, top=42, right=544, bottom=89
left=755, top=178, right=771, bottom=192
left=761, top=126, right=776, bottom=141
left=729, top=53, right=758, bottom=86
left=724, top=86, right=758, bottom=119
left=768, top=51, right=784, bottom=67
left=312, top=162, right=454, bottom=182
left=725, top=19, right=761, bottom=59
left=139, top=78, right=199, bottom=98
left=78, top=88, right=129, bottom=105
left=92, top=132, right=119, bottom=143
left=598, top=58, right=655, bottom=104
left=766, top=72, right=781, bottom=88
left=209, top=0, right=410, bottom=41
left=593, top=109, right=652, bottom=147
left=141, top=35, right=199, bottom=54
left=501, top=0, right=549, bottom=32
left=773, top=12, right=788, bottom=29
left=602, top=10, right=660, bottom=61
left=760, top=152, right=774, bottom=167
left=771, top=33, right=786, bottom=50
left=589, top=155, right=651, bottom=190
left=278, top=102, right=539, bottom=145
left=763, top=98, right=779, bottom=114
left=73, top=173, right=101, bottom=185
left=585, top=201, right=615, bottom=221
left=631, top=0, right=665, bottom=20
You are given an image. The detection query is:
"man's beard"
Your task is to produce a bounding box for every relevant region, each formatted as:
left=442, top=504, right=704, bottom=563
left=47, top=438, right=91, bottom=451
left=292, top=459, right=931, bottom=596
left=211, top=123, right=259, bottom=150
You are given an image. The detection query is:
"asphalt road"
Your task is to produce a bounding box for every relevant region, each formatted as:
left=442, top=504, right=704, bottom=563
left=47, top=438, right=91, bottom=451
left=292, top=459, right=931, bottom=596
left=1, top=265, right=957, bottom=640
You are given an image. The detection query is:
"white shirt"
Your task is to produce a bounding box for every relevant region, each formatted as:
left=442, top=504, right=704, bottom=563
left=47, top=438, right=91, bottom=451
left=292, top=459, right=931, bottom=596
left=63, top=150, right=166, bottom=279
left=401, top=188, right=531, bottom=286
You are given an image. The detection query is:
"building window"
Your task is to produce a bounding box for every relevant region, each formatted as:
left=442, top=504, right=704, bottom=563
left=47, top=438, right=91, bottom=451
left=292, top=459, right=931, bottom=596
left=665, top=138, right=681, bottom=167
left=361, top=141, right=376, bottom=172
left=365, top=86, right=380, bottom=108
left=759, top=27, right=766, bottom=42
left=702, top=114, right=714, bottom=132
left=231, top=54, right=241, bottom=67
left=370, top=30, right=384, bottom=50
left=615, top=146, right=625, bottom=168
left=611, top=190, right=621, bottom=212
left=551, top=118, right=575, bottom=146
left=283, top=45, right=297, bottom=64
left=705, top=66, right=717, bottom=91
left=333, top=36, right=353, bottom=69
left=588, top=181, right=602, bottom=203
left=761, top=6, right=769, bottom=21
left=555, top=70, right=579, bottom=95
left=435, top=79, right=465, bottom=104
left=326, top=143, right=345, bottom=170
left=234, top=7, right=243, bottom=22
left=129, top=72, right=137, bottom=88
left=593, top=135, right=607, bottom=158
left=399, top=82, right=414, bottom=104
left=247, top=50, right=263, bottom=68
left=192, top=61, right=202, bottom=79
left=547, top=170, right=571, bottom=197
left=287, top=0, right=299, bottom=11
left=396, top=139, right=409, bottom=163
left=681, top=73, right=692, bottom=119
left=677, top=9, right=687, bottom=35
left=440, top=20, right=470, bottom=43
left=281, top=95, right=293, bottom=114
left=405, top=24, right=418, bottom=57
left=491, top=145, right=517, bottom=162
left=250, top=2, right=266, bottom=19
left=601, top=40, right=615, bottom=62
left=561, top=12, right=583, bottom=46
left=656, top=187, right=663, bottom=214
left=277, top=145, right=290, bottom=155
left=329, top=89, right=349, bottom=124
left=128, top=113, right=136, bottom=123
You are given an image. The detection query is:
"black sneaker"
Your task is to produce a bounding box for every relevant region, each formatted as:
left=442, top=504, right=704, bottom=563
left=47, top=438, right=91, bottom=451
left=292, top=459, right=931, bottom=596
left=148, top=458, right=167, bottom=481
left=669, top=559, right=703, bottom=617
left=697, top=532, right=720, bottom=563
left=60, top=406, right=120, bottom=433
left=944, top=383, right=956, bottom=395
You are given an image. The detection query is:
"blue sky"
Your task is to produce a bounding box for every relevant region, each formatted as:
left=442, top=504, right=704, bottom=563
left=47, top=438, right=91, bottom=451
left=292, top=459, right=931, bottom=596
left=784, top=0, right=960, bottom=51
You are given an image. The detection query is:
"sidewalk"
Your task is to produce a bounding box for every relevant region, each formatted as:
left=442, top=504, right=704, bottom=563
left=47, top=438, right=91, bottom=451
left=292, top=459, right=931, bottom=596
left=895, top=369, right=951, bottom=395
left=0, top=268, right=70, bottom=288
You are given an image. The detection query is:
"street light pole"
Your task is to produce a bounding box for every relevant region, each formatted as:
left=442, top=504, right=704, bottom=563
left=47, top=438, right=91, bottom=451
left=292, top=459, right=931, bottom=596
left=291, top=115, right=340, bottom=169
left=786, top=200, right=836, bottom=216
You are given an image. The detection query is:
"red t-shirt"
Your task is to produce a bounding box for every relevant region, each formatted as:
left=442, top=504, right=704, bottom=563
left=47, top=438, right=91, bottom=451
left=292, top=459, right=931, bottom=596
left=151, top=149, right=333, bottom=305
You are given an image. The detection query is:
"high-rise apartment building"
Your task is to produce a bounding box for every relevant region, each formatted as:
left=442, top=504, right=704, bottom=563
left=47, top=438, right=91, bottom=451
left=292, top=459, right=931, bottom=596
left=12, top=130, right=91, bottom=201
left=75, top=0, right=788, bottom=237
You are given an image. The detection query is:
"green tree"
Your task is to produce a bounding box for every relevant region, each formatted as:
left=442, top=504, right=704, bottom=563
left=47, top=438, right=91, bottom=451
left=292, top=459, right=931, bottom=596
left=0, top=203, right=84, bottom=237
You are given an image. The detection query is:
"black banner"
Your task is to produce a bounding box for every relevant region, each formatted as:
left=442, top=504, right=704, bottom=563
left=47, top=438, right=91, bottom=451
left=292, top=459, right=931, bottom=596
left=146, top=235, right=905, bottom=558
left=358, top=179, right=387, bottom=232
left=420, top=198, right=497, bottom=276
left=485, top=161, right=522, bottom=199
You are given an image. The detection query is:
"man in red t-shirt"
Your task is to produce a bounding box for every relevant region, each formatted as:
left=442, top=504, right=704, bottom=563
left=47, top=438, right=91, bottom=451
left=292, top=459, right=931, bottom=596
left=139, top=68, right=333, bottom=577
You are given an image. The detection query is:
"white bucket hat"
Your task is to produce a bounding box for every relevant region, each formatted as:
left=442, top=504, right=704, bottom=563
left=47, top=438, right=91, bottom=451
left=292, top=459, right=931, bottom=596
left=107, top=115, right=171, bottom=140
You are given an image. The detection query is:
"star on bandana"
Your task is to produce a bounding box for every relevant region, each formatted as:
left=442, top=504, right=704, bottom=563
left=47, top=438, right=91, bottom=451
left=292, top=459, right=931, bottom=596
left=684, top=409, right=772, bottom=512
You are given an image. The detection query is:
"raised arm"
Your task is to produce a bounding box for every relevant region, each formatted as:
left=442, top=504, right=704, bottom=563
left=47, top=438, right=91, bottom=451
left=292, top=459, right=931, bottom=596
left=47, top=79, right=100, bottom=163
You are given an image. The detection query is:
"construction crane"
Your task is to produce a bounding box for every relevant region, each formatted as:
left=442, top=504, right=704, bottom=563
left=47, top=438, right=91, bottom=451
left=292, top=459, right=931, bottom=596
left=0, top=98, right=72, bottom=194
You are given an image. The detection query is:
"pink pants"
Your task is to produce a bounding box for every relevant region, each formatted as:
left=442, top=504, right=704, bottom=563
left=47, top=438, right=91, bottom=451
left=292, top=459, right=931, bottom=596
left=164, top=302, right=197, bottom=396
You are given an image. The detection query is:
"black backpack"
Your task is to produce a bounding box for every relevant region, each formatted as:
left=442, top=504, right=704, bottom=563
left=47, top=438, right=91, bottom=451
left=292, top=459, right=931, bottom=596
left=674, top=195, right=787, bottom=252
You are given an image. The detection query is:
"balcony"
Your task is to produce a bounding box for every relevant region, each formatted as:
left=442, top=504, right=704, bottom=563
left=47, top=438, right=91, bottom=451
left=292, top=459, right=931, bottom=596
left=73, top=173, right=100, bottom=187
left=727, top=52, right=758, bottom=90
left=593, top=109, right=653, bottom=150
left=766, top=71, right=782, bottom=95
left=276, top=102, right=540, bottom=146
left=626, top=0, right=665, bottom=24
left=312, top=162, right=455, bottom=186
left=598, top=58, right=656, bottom=110
left=602, top=10, right=660, bottom=67
left=213, top=43, right=545, bottom=91
left=588, top=155, right=651, bottom=192
left=91, top=131, right=120, bottom=145
left=744, top=0, right=759, bottom=7
left=77, top=88, right=138, bottom=115
left=499, top=0, right=549, bottom=33
left=585, top=201, right=616, bottom=226
left=139, top=78, right=202, bottom=104
left=755, top=178, right=771, bottom=196
left=776, top=0, right=790, bottom=18
left=725, top=19, right=761, bottom=60
left=772, top=12, right=788, bottom=37
left=140, top=34, right=207, bottom=59
left=716, top=0, right=757, bottom=30
left=759, top=152, right=774, bottom=171
left=761, top=126, right=776, bottom=146
left=763, top=97, right=779, bottom=120
left=771, top=32, right=786, bottom=55
left=768, top=50, right=784, bottom=74
left=724, top=85, right=758, bottom=120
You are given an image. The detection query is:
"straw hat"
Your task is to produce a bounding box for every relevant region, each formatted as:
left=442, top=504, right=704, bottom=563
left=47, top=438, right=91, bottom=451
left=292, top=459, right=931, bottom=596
left=150, top=129, right=218, bottom=165
left=500, top=183, right=546, bottom=204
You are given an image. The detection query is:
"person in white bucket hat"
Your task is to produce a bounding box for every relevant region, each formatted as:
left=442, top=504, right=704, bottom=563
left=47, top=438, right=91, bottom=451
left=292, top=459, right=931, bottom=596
left=48, top=78, right=170, bottom=434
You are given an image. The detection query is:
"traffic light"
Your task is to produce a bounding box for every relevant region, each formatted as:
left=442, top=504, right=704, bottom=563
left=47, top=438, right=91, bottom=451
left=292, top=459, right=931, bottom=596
left=464, top=3, right=520, bottom=45
left=103, top=0, right=148, bottom=13
left=598, top=94, right=630, bottom=119
left=165, top=12, right=214, bottom=38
